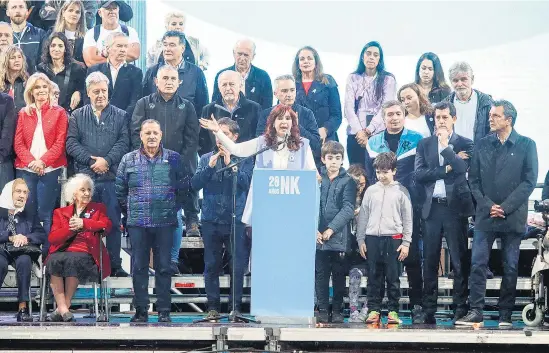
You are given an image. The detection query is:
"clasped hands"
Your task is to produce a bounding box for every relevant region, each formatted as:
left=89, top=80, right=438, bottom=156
left=69, top=216, right=84, bottom=232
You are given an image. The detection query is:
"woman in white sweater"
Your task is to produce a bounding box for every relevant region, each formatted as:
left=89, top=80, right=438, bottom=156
left=200, top=104, right=317, bottom=224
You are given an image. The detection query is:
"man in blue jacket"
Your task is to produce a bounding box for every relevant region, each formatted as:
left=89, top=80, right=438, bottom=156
left=191, top=118, right=253, bottom=321
left=255, top=75, right=321, bottom=163
left=365, top=100, right=424, bottom=323
left=66, top=71, right=130, bottom=277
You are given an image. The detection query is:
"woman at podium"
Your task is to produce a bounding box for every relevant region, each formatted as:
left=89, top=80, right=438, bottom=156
left=200, top=104, right=317, bottom=224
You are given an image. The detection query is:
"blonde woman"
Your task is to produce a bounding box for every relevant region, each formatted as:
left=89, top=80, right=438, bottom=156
left=13, top=73, right=68, bottom=256
left=146, top=11, right=209, bottom=70
left=0, top=45, right=29, bottom=113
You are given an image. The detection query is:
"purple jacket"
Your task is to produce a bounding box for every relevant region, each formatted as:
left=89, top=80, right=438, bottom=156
left=344, top=73, right=396, bottom=135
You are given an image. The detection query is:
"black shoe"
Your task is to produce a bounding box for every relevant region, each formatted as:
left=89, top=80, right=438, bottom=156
left=205, top=310, right=221, bottom=322
left=111, top=267, right=129, bottom=277
left=158, top=311, right=172, bottom=323
left=16, top=307, right=33, bottom=322
left=130, top=308, right=149, bottom=323
left=170, top=262, right=182, bottom=277
left=453, top=309, right=468, bottom=323
left=411, top=305, right=424, bottom=324
left=49, top=309, right=63, bottom=322
left=448, top=270, right=455, bottom=279
left=486, top=268, right=494, bottom=279
left=316, top=309, right=329, bottom=324
left=455, top=309, right=483, bottom=326
left=415, top=312, right=436, bottom=325
left=331, top=310, right=344, bottom=324
left=499, top=312, right=512, bottom=327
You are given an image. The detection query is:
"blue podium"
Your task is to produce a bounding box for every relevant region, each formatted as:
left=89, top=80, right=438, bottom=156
left=251, top=168, right=319, bottom=324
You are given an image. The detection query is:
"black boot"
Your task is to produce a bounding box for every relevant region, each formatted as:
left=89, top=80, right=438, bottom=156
left=16, top=307, right=33, bottom=322
left=130, top=308, right=149, bottom=323
left=158, top=311, right=172, bottom=323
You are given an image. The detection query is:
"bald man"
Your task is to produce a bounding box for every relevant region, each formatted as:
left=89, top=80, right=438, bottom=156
left=212, top=39, right=272, bottom=110
left=200, top=69, right=261, bottom=155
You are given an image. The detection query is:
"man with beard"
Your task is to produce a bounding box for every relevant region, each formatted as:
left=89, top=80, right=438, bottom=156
left=6, top=0, right=45, bottom=73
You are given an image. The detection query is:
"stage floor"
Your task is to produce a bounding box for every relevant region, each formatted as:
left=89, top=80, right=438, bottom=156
left=0, top=312, right=548, bottom=352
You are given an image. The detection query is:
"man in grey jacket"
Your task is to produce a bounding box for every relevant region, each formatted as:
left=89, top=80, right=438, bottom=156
left=357, top=151, right=412, bottom=325
left=66, top=71, right=130, bottom=277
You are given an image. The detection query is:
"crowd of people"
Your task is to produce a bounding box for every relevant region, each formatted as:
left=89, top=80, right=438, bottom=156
left=0, top=0, right=543, bottom=328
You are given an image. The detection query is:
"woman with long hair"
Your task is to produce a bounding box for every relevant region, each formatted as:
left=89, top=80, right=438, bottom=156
left=0, top=45, right=28, bottom=113
left=46, top=0, right=87, bottom=64
left=344, top=41, right=396, bottom=165
left=46, top=173, right=111, bottom=322
left=37, top=32, right=85, bottom=113
left=398, top=83, right=435, bottom=138
left=13, top=73, right=68, bottom=256
left=292, top=46, right=342, bottom=143
left=414, top=52, right=451, bottom=104
left=200, top=104, right=316, bottom=225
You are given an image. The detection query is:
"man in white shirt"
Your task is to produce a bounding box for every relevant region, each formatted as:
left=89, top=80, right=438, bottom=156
left=83, top=0, right=140, bottom=67
left=443, top=62, right=493, bottom=143
left=414, top=101, right=474, bottom=324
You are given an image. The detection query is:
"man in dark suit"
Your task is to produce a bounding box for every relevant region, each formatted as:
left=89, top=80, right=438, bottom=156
left=87, top=32, right=143, bottom=117
left=415, top=101, right=474, bottom=324
left=457, top=100, right=538, bottom=327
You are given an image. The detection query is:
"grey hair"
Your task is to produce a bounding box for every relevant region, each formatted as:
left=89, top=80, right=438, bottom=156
left=234, top=39, right=256, bottom=55
left=448, top=61, right=474, bottom=81
left=381, top=100, right=406, bottom=117
left=493, top=99, right=518, bottom=126
left=141, top=119, right=161, bottom=129
left=63, top=173, right=94, bottom=204
left=85, top=71, right=110, bottom=90
left=156, top=64, right=178, bottom=78
left=103, top=31, right=127, bottom=51
left=274, top=74, right=295, bottom=90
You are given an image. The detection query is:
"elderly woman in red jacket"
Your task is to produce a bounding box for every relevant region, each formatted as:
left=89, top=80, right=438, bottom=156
left=47, top=173, right=111, bottom=322
left=14, top=72, right=68, bottom=257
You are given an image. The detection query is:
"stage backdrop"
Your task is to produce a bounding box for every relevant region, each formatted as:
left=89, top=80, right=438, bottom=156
left=147, top=1, right=549, bottom=188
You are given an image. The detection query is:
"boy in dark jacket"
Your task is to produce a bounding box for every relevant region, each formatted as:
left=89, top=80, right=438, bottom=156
left=191, top=118, right=253, bottom=321
left=316, top=141, right=357, bottom=323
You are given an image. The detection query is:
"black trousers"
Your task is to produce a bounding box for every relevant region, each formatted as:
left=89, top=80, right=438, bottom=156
left=365, top=236, right=401, bottom=313
left=0, top=252, right=32, bottom=302
left=422, top=201, right=469, bottom=315
left=403, top=210, right=423, bottom=307
left=315, top=250, right=347, bottom=312
left=346, top=135, right=366, bottom=167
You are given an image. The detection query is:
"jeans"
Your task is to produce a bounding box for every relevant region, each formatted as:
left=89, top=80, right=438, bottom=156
left=92, top=180, right=122, bottom=269
left=202, top=221, right=247, bottom=312
left=469, top=230, right=522, bottom=314
left=17, top=169, right=61, bottom=257
left=403, top=210, right=423, bottom=307
left=171, top=209, right=184, bottom=263
left=422, top=202, right=469, bottom=315
left=129, top=226, right=174, bottom=312
left=0, top=252, right=32, bottom=302
left=365, top=236, right=401, bottom=313
left=315, top=250, right=347, bottom=312
left=346, top=134, right=366, bottom=167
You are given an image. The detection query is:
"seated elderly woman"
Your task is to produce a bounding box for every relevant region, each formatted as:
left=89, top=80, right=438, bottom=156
left=0, top=178, right=45, bottom=322
left=46, top=174, right=111, bottom=322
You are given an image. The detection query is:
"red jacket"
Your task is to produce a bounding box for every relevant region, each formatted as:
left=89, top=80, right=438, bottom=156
left=47, top=202, right=112, bottom=279
left=14, top=103, right=68, bottom=169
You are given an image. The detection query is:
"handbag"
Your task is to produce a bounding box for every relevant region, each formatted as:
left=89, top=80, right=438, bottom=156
left=2, top=242, right=41, bottom=257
